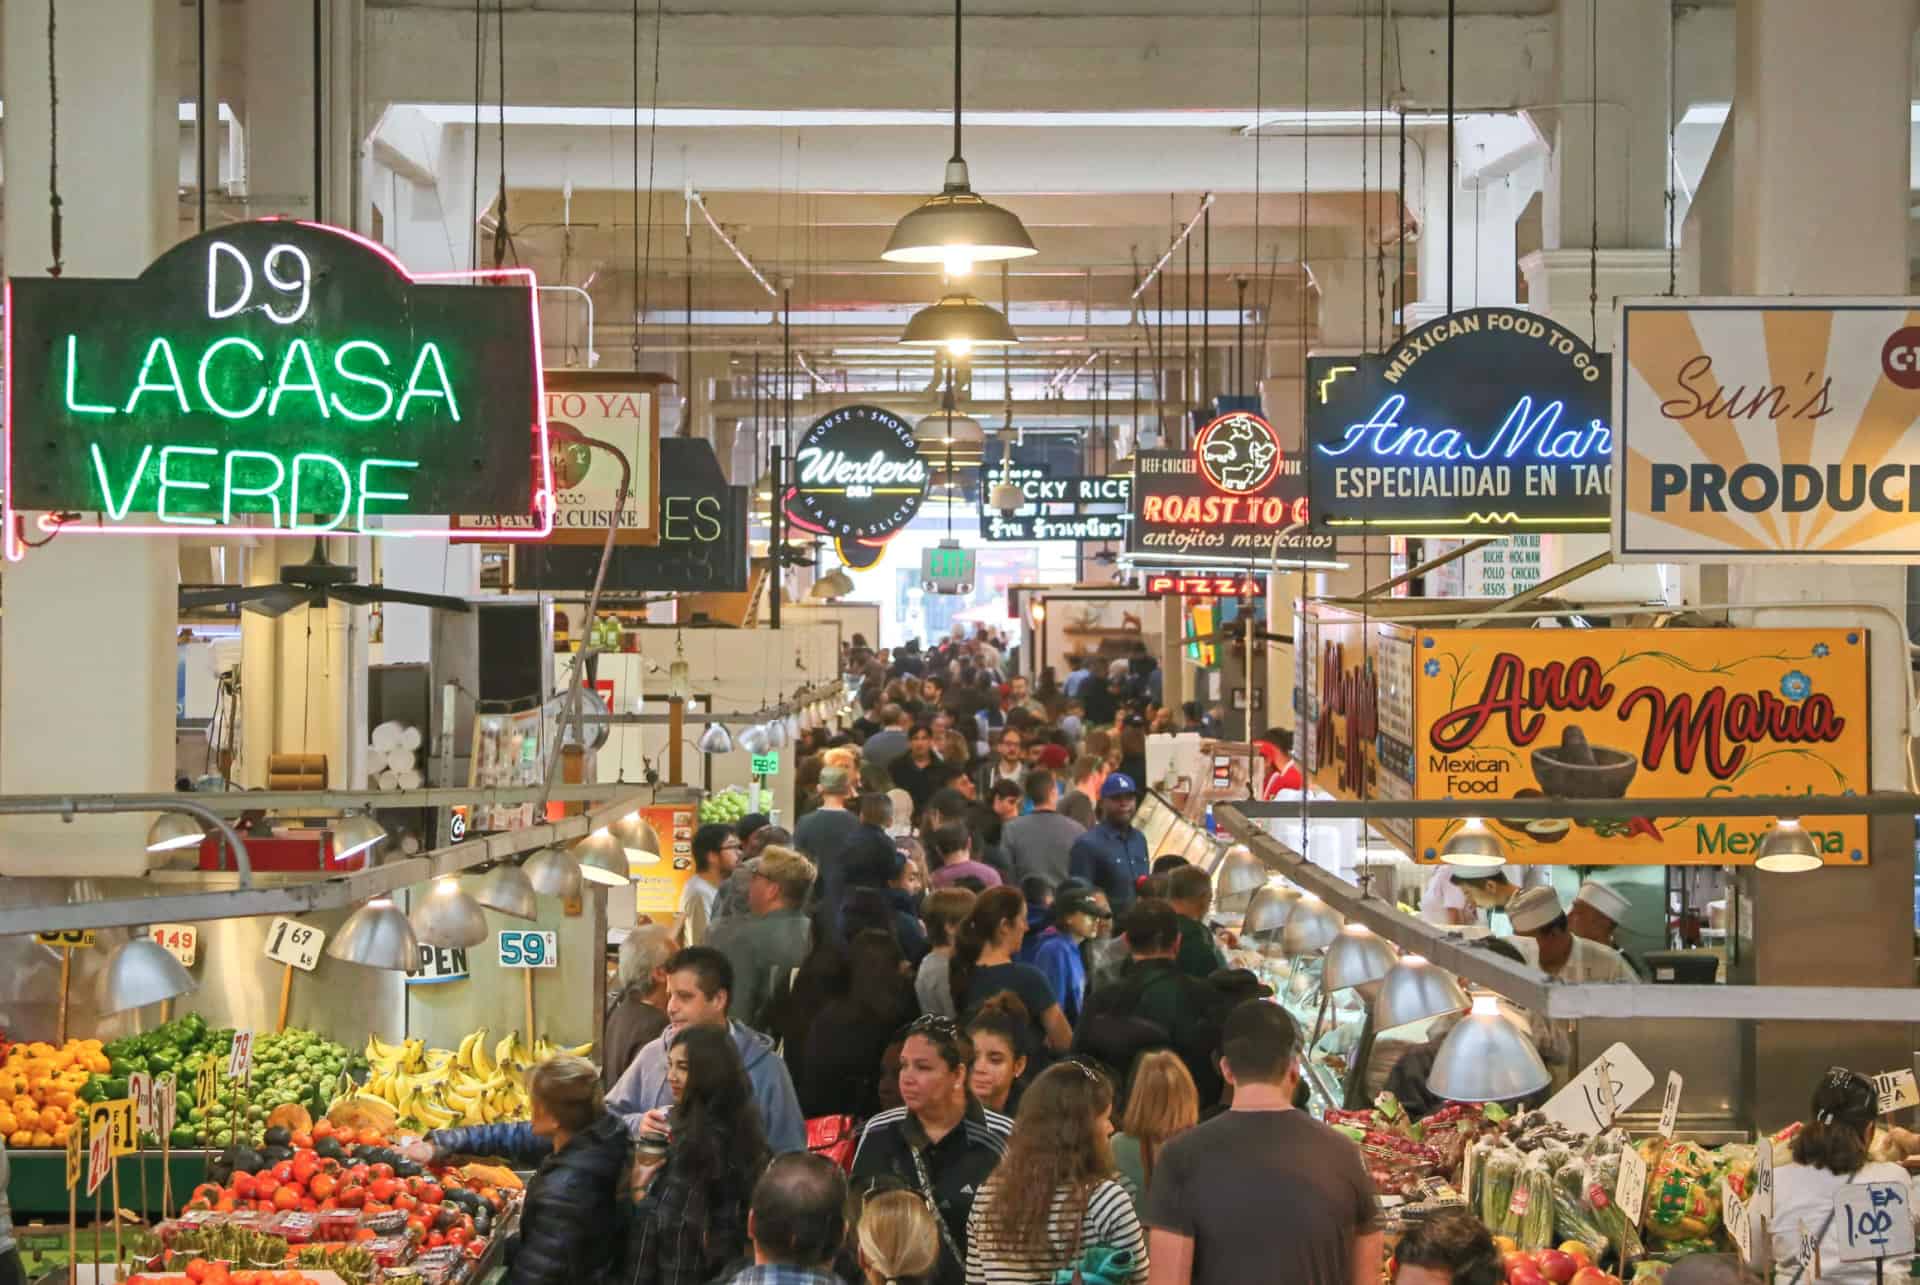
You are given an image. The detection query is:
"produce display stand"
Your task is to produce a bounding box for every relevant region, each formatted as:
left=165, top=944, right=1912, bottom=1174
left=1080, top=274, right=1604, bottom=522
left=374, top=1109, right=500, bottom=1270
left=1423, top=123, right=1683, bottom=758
left=8, top=1153, right=208, bottom=1217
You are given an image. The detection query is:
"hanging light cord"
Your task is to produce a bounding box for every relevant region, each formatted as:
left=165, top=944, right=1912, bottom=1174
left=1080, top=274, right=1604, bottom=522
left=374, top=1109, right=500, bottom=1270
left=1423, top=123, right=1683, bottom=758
left=491, top=0, right=515, bottom=269
left=44, top=0, right=62, bottom=277
left=1587, top=0, right=1599, bottom=344
left=635, top=0, right=665, bottom=369
left=470, top=0, right=484, bottom=270
left=1665, top=0, right=1677, bottom=296
left=950, top=0, right=964, bottom=164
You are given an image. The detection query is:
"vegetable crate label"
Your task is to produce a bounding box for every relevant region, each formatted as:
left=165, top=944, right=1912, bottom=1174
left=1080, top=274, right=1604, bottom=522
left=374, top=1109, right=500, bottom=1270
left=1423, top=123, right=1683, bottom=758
left=1407, top=626, right=1870, bottom=865
left=86, top=1118, right=110, bottom=1196
left=1835, top=1183, right=1914, bottom=1263
left=36, top=929, right=94, bottom=948
left=498, top=930, right=557, bottom=968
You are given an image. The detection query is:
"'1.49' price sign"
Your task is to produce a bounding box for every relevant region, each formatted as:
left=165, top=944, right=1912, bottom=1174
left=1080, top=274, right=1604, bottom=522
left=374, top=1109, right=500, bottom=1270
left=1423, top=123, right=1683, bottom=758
left=498, top=930, right=557, bottom=968
left=150, top=923, right=198, bottom=966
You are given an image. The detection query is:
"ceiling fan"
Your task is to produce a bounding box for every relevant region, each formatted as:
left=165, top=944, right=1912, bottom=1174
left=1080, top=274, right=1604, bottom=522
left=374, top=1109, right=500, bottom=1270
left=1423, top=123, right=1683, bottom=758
left=178, top=538, right=472, bottom=618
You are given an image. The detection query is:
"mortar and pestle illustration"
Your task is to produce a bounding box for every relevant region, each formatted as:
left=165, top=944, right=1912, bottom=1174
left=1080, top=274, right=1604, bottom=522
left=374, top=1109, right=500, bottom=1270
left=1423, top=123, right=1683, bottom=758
left=1521, top=726, right=1639, bottom=842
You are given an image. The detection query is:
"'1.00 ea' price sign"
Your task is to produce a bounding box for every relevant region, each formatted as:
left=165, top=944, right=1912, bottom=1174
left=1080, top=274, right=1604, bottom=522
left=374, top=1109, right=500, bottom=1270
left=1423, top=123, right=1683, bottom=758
left=499, top=930, right=557, bottom=968
left=1836, top=1182, right=1915, bottom=1263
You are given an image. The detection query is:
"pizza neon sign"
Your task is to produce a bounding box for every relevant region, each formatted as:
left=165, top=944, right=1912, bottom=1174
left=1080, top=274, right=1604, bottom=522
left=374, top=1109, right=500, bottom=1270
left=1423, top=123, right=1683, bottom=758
left=5, top=220, right=551, bottom=553
left=1144, top=573, right=1265, bottom=598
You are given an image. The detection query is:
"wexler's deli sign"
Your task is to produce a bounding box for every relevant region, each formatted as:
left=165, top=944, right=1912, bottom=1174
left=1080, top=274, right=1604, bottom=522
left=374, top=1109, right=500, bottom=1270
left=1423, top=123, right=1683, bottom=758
left=1616, top=300, right=1920, bottom=560
left=979, top=465, right=1130, bottom=542
left=1128, top=411, right=1334, bottom=561
left=784, top=404, right=930, bottom=568
left=6, top=220, right=546, bottom=541
left=1306, top=307, right=1612, bottom=533
left=1303, top=605, right=1872, bottom=866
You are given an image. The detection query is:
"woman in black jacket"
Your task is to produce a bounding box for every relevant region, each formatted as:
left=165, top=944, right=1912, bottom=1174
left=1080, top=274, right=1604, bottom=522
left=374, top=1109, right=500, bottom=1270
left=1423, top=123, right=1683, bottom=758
left=419, top=1055, right=631, bottom=1285
left=797, top=929, right=920, bottom=1119
left=629, top=1024, right=772, bottom=1285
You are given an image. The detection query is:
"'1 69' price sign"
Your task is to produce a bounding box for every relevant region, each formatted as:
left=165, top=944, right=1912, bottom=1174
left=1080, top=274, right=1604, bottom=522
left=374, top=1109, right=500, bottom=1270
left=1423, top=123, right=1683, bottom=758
left=264, top=918, right=326, bottom=971
left=498, top=930, right=557, bottom=968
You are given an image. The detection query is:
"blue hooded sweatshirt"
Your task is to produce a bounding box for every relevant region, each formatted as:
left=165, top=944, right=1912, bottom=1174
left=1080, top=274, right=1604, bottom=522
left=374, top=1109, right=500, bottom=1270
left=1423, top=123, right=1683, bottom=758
left=605, top=1019, right=807, bottom=1155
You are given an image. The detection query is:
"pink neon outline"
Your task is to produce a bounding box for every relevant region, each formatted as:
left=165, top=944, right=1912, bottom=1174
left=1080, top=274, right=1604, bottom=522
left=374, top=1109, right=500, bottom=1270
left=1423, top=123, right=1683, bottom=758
left=4, top=219, right=553, bottom=547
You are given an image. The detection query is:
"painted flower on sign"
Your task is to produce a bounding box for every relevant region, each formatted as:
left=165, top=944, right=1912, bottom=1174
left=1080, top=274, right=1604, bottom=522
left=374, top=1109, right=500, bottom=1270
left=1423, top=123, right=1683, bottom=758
left=1813, top=642, right=1830, bottom=658
left=1423, top=658, right=1441, bottom=677
left=1780, top=670, right=1812, bottom=702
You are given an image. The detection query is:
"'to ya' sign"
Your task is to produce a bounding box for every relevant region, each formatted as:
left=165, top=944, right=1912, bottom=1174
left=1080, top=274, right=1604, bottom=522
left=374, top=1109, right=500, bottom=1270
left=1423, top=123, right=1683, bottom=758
left=6, top=219, right=549, bottom=542
left=783, top=405, right=929, bottom=568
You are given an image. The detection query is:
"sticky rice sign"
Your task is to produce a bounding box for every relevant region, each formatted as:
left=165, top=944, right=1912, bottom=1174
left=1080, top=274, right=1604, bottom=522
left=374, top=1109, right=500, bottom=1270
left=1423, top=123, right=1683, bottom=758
left=1616, top=300, right=1920, bottom=560
left=1409, top=628, right=1870, bottom=866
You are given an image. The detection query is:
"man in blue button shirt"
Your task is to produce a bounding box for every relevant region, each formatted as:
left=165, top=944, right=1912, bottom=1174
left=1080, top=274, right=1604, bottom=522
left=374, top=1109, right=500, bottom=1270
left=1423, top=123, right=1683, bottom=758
left=1068, top=772, right=1151, bottom=915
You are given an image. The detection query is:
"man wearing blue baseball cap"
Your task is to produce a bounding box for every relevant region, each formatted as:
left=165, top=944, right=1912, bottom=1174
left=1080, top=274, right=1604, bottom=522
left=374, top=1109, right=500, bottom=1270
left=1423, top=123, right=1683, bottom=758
left=1067, top=771, right=1152, bottom=915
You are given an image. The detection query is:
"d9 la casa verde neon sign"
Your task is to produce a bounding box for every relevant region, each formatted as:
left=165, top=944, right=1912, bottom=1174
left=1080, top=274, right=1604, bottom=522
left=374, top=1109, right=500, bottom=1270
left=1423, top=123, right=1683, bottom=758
left=4, top=219, right=552, bottom=546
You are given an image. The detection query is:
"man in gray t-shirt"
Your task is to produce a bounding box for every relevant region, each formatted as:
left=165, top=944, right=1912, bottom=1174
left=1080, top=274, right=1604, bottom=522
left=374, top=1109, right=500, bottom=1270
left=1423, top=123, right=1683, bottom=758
left=1144, top=1002, right=1381, bottom=1285
left=999, top=769, right=1084, bottom=885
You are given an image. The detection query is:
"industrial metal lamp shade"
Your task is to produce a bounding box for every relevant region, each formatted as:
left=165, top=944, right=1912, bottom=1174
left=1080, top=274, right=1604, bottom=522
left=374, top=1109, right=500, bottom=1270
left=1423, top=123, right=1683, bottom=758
left=410, top=876, right=490, bottom=949
left=1426, top=994, right=1551, bottom=1103
left=96, top=937, right=199, bottom=1014
left=698, top=722, right=735, bottom=754
left=899, top=292, right=1018, bottom=355
left=334, top=812, right=390, bottom=862
left=1374, top=954, right=1469, bottom=1031
left=524, top=846, right=584, bottom=899
left=737, top=723, right=771, bottom=756
left=611, top=812, right=663, bottom=866
left=146, top=813, right=205, bottom=853
left=325, top=897, right=420, bottom=972
left=765, top=718, right=789, bottom=750
left=882, top=161, right=1037, bottom=271
left=1214, top=845, right=1269, bottom=914
left=1438, top=817, right=1507, bottom=869
left=1755, top=818, right=1823, bottom=873
left=988, top=480, right=1027, bottom=511
left=1323, top=924, right=1398, bottom=993
left=1280, top=893, right=1343, bottom=955
left=474, top=862, right=539, bottom=921
left=1242, top=884, right=1302, bottom=941
left=573, top=829, right=632, bottom=887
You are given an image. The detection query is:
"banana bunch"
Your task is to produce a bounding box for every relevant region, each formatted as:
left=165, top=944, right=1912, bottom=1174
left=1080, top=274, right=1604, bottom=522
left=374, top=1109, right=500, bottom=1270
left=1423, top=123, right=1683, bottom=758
left=345, top=1028, right=593, bottom=1131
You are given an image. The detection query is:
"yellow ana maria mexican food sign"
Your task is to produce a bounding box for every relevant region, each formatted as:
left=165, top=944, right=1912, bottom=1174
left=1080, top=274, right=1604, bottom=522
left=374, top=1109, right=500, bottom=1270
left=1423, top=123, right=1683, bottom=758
left=1312, top=620, right=1871, bottom=866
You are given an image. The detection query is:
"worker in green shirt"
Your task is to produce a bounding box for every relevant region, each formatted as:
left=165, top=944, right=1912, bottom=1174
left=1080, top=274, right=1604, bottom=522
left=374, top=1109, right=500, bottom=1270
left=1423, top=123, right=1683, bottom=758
left=1166, top=865, right=1228, bottom=980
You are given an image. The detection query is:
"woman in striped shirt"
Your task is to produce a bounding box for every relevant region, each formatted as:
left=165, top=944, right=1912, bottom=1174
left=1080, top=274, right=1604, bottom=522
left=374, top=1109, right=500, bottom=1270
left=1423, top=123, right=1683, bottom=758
left=963, top=1062, right=1149, bottom=1285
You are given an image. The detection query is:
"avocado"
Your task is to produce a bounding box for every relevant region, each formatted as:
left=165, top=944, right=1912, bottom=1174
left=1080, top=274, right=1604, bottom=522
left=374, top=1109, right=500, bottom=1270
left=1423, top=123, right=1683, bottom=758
left=263, top=1126, right=293, bottom=1148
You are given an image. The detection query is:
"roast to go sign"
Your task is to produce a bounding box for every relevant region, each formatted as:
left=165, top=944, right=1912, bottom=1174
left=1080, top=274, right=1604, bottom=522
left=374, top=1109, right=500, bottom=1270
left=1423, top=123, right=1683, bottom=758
left=499, top=929, right=557, bottom=968
left=1616, top=299, right=1920, bottom=561
left=5, top=220, right=546, bottom=540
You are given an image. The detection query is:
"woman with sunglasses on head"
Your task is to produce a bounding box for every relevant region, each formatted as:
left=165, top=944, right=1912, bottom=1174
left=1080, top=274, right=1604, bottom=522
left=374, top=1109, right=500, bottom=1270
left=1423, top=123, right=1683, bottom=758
left=851, top=1015, right=1013, bottom=1285
left=965, top=1061, right=1148, bottom=1285
left=1771, top=1067, right=1918, bottom=1284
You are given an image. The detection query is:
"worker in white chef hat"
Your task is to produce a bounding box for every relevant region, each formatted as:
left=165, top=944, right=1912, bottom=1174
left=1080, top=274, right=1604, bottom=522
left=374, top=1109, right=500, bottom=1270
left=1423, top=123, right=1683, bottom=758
left=1504, top=886, right=1637, bottom=984
left=1567, top=879, right=1632, bottom=948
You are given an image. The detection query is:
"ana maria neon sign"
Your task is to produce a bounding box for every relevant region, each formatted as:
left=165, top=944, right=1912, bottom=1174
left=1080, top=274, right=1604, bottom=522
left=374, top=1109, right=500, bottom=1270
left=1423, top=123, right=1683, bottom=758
left=5, top=219, right=550, bottom=549
left=1303, top=306, right=1613, bottom=532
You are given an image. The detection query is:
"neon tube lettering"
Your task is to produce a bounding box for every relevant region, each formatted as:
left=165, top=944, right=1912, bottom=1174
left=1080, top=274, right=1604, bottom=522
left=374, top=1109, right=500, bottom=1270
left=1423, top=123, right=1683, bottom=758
left=122, top=338, right=191, bottom=414
left=197, top=337, right=268, bottom=419
left=268, top=339, right=331, bottom=419
left=329, top=341, right=396, bottom=422
left=1314, top=393, right=1610, bottom=464
left=262, top=244, right=313, bottom=325
left=289, top=453, right=352, bottom=531
left=357, top=458, right=419, bottom=529
left=207, top=241, right=252, bottom=320
left=223, top=450, right=287, bottom=526
left=89, top=443, right=152, bottom=520
left=63, top=336, right=114, bottom=415
left=396, top=343, right=460, bottom=422
left=157, top=445, right=218, bottom=526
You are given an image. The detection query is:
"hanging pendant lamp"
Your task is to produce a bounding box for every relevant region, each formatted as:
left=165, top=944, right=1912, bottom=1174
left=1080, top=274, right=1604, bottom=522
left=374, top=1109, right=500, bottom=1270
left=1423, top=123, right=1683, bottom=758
left=326, top=897, right=420, bottom=972
left=698, top=722, right=735, bottom=754
left=1214, top=844, right=1268, bottom=914
left=882, top=0, right=1036, bottom=274
left=573, top=828, right=633, bottom=887
left=410, top=875, right=490, bottom=949
left=900, top=291, right=1018, bottom=356
left=1438, top=817, right=1507, bottom=869
left=1374, top=955, right=1468, bottom=1032
left=737, top=723, right=771, bottom=756
left=97, top=936, right=200, bottom=1014
left=1280, top=892, right=1342, bottom=955
left=524, top=846, right=585, bottom=899
left=1322, top=924, right=1398, bottom=995
left=1426, top=994, right=1551, bottom=1102
left=474, top=861, right=540, bottom=921
left=1754, top=818, right=1823, bottom=873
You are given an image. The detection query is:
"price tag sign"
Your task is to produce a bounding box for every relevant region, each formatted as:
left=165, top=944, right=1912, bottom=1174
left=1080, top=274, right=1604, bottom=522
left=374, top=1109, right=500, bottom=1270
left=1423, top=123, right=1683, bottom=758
left=89, top=1098, right=136, bottom=1158
left=1539, top=1042, right=1655, bottom=1136
left=1615, top=1145, right=1649, bottom=1226
left=156, top=1073, right=178, bottom=1137
left=1872, top=1068, right=1919, bottom=1115
left=1836, top=1182, right=1914, bottom=1263
left=1802, top=1224, right=1822, bottom=1280
left=150, top=924, right=198, bottom=966
left=1723, top=1179, right=1753, bottom=1262
left=128, top=1072, right=153, bottom=1134
left=86, top=1119, right=111, bottom=1196
left=227, top=1029, right=254, bottom=1082
left=498, top=929, right=557, bottom=968
left=1658, top=1070, right=1684, bottom=1138
left=264, top=918, right=326, bottom=971
left=36, top=929, right=94, bottom=949
left=195, top=1058, right=219, bottom=1113
left=1753, top=1134, right=1776, bottom=1223
left=65, top=1116, right=83, bottom=1189
left=750, top=752, right=780, bottom=776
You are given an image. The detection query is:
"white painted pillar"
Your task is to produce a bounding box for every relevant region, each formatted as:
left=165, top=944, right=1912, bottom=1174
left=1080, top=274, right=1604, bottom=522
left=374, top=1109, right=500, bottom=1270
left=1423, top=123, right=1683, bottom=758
left=1407, top=122, right=1525, bottom=329
left=0, top=0, right=179, bottom=875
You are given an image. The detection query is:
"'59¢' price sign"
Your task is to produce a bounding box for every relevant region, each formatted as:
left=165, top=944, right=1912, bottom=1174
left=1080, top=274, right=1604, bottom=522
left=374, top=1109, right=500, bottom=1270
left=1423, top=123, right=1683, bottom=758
left=498, top=930, right=557, bottom=968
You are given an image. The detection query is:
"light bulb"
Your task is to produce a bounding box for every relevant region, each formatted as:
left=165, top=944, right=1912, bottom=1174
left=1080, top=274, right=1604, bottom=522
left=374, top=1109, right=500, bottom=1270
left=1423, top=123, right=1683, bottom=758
left=1470, top=993, right=1500, bottom=1017
left=946, top=337, right=973, bottom=358
left=668, top=659, right=692, bottom=701
left=943, top=247, right=974, bottom=279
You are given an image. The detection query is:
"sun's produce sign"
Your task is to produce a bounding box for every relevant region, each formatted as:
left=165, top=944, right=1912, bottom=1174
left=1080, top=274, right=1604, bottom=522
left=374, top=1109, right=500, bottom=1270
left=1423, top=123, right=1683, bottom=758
left=5, top=220, right=548, bottom=543
left=1303, top=606, right=1871, bottom=866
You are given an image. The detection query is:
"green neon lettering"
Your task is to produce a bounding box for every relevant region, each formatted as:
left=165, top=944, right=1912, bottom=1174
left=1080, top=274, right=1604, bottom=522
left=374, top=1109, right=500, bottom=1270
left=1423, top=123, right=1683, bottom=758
left=356, top=458, right=419, bottom=529
left=330, top=340, right=396, bottom=423
left=157, top=445, right=219, bottom=526
left=64, top=336, right=116, bottom=415
left=268, top=339, right=331, bottom=420
left=89, top=442, right=153, bottom=520
left=289, top=452, right=351, bottom=531
left=197, top=337, right=269, bottom=420
left=396, top=342, right=460, bottom=422
left=223, top=450, right=287, bottom=526
left=122, top=338, right=191, bottom=414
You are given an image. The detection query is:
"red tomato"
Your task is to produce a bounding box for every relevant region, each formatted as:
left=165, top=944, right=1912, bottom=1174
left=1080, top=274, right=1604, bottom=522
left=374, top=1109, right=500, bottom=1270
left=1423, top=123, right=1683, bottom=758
left=254, top=1176, right=280, bottom=1200
left=393, top=1192, right=418, bottom=1212
left=308, top=1172, right=338, bottom=1200
left=185, top=1259, right=212, bottom=1283
left=368, top=1177, right=398, bottom=1204
left=271, top=1161, right=296, bottom=1185
left=427, top=1233, right=447, bottom=1250
left=369, top=1163, right=395, bottom=1181
left=419, top=1183, right=444, bottom=1205
left=447, top=1227, right=472, bottom=1246
left=290, top=1131, right=313, bottom=1149
left=230, top=1172, right=258, bottom=1200
left=336, top=1183, right=365, bottom=1208
left=273, top=1185, right=302, bottom=1211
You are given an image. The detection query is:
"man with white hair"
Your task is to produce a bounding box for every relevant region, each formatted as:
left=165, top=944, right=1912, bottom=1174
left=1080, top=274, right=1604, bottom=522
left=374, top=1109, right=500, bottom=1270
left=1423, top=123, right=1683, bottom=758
left=602, top=923, right=674, bottom=1088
